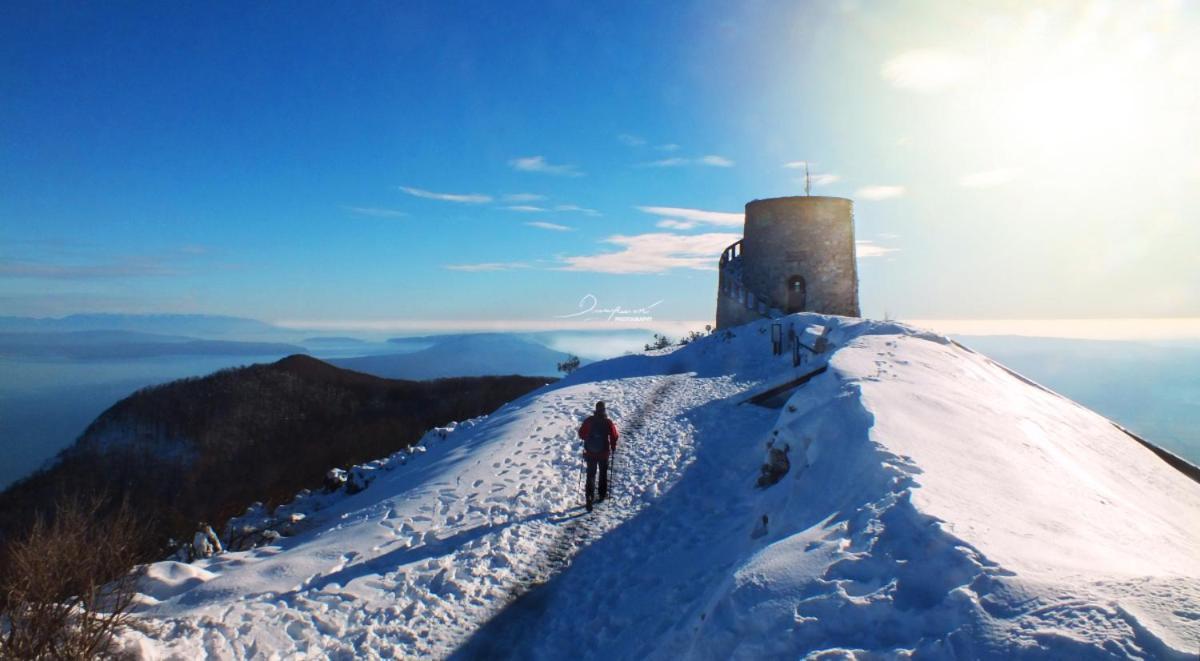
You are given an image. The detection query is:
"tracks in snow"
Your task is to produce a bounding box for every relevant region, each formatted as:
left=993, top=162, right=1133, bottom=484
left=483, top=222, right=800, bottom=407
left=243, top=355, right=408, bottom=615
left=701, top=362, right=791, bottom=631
left=451, top=376, right=688, bottom=658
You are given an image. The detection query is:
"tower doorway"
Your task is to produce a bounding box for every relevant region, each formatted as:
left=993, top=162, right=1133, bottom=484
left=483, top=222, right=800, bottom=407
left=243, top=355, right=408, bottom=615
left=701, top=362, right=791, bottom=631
left=786, top=275, right=807, bottom=313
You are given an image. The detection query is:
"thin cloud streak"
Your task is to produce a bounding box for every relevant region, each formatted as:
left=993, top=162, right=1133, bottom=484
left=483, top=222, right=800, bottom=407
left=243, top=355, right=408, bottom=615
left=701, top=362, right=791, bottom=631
left=504, top=205, right=547, bottom=212
left=636, top=154, right=735, bottom=168
left=639, top=157, right=688, bottom=168
left=558, top=232, right=740, bottom=274
left=509, top=155, right=583, bottom=177
left=805, top=174, right=841, bottom=186
left=399, top=186, right=492, bottom=204
left=699, top=155, right=734, bottom=167
left=782, top=161, right=840, bottom=186
left=526, top=221, right=573, bottom=231
left=856, top=240, right=899, bottom=258
left=444, top=262, right=530, bottom=272
left=554, top=204, right=601, bottom=217
left=656, top=219, right=697, bottom=230
left=637, top=206, right=743, bottom=227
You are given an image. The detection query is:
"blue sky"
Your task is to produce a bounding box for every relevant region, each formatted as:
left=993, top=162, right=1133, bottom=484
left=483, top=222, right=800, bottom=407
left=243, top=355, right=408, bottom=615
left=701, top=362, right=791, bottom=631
left=2, top=1, right=1198, bottom=333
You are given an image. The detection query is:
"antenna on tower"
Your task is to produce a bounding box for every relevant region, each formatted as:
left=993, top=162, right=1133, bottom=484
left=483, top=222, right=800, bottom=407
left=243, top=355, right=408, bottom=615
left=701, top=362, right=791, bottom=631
left=804, top=162, right=812, bottom=196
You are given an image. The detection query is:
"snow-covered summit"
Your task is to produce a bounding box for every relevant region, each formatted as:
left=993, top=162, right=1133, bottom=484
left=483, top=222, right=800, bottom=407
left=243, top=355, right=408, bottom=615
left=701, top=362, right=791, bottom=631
left=122, top=315, right=1200, bottom=659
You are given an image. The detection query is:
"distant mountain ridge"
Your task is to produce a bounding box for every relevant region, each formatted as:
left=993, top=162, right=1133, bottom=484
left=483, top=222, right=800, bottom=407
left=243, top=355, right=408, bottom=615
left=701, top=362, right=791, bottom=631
left=335, top=332, right=585, bottom=379
left=0, top=330, right=303, bottom=360
left=0, top=314, right=279, bottom=338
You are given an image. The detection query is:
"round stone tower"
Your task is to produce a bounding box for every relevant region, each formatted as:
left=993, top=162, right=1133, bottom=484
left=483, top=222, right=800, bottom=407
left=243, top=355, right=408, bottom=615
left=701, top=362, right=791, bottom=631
left=715, top=196, right=859, bottom=329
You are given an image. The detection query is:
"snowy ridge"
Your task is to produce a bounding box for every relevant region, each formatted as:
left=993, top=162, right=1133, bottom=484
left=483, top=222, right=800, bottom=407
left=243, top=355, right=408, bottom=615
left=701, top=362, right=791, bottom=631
left=120, top=315, right=1200, bottom=659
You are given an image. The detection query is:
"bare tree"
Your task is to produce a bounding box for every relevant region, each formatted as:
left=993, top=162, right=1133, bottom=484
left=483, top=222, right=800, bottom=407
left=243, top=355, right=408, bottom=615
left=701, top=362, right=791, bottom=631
left=0, top=495, right=148, bottom=660
left=556, top=355, right=581, bottom=375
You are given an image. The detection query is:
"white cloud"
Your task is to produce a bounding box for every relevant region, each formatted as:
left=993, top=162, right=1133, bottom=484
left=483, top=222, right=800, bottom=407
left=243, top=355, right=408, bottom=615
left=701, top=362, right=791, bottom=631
left=618, top=133, right=646, bottom=147
left=444, top=262, right=530, bottom=272
left=656, top=219, right=698, bottom=230
left=699, top=154, right=735, bottom=167
left=638, top=157, right=689, bottom=168
left=399, top=186, right=492, bottom=204
left=344, top=206, right=407, bottom=218
left=504, top=205, right=547, bottom=212
left=656, top=143, right=680, bottom=152
left=959, top=168, right=1021, bottom=188
left=856, top=240, right=899, bottom=258
left=509, top=155, right=583, bottom=177
left=855, top=185, right=907, bottom=200
left=637, top=206, right=743, bottom=227
left=526, top=221, right=573, bottom=231
left=554, top=204, right=601, bottom=217
left=782, top=162, right=839, bottom=187
left=503, top=193, right=546, bottom=202
left=881, top=49, right=973, bottom=92
left=638, top=155, right=735, bottom=168
left=559, top=232, right=741, bottom=274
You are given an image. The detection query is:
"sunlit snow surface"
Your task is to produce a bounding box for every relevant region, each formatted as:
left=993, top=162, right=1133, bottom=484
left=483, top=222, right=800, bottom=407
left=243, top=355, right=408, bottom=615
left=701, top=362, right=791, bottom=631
left=120, top=315, right=1200, bottom=659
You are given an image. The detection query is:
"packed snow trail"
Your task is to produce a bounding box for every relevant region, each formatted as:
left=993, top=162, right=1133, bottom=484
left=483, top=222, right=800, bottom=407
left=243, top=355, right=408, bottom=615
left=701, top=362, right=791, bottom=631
left=453, top=376, right=691, bottom=658
left=121, top=314, right=1200, bottom=659
left=509, top=376, right=685, bottom=586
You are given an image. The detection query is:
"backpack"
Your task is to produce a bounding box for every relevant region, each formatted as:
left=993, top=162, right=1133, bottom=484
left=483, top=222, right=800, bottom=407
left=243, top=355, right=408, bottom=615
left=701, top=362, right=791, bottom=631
left=584, top=416, right=610, bottom=454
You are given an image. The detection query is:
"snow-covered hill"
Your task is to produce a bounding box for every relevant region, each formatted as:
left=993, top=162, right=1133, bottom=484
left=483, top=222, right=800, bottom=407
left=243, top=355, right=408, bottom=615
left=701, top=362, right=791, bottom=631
left=120, top=315, right=1200, bottom=659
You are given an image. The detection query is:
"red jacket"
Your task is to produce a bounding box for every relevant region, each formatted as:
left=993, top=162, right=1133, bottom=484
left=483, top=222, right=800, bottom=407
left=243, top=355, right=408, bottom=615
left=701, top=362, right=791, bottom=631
left=578, top=415, right=619, bottom=458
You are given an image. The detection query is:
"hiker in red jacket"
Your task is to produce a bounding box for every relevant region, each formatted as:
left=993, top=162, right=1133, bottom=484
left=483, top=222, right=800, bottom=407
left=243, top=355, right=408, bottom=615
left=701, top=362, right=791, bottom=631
left=578, top=401, right=619, bottom=512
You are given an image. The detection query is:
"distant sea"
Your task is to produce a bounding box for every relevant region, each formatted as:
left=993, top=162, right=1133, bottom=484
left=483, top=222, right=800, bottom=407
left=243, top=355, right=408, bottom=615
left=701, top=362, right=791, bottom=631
left=0, top=354, right=293, bottom=489
left=952, top=336, right=1200, bottom=468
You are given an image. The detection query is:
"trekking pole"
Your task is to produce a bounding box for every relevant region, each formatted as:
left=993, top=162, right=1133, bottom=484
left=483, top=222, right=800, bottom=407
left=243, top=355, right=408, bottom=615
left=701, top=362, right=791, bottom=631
left=609, top=448, right=616, bottom=498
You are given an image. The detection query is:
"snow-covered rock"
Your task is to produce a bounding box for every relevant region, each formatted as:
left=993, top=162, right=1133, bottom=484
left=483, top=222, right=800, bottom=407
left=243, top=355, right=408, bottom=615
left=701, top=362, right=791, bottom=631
left=118, top=314, right=1200, bottom=659
left=188, top=524, right=222, bottom=560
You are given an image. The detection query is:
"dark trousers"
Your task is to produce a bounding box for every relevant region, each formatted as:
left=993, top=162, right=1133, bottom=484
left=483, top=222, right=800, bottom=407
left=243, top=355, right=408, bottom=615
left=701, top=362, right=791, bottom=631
left=585, top=455, right=609, bottom=504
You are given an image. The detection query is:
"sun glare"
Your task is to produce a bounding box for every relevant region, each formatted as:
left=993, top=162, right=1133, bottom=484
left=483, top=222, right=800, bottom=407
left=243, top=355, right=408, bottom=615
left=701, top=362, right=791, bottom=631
left=929, top=3, right=1199, bottom=180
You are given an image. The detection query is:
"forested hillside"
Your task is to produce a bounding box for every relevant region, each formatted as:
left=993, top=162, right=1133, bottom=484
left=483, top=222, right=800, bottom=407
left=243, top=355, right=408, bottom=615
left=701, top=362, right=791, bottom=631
left=0, top=355, right=551, bottom=551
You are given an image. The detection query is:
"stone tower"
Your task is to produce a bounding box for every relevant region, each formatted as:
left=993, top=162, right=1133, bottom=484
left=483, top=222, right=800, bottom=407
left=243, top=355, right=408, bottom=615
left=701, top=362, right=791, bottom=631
left=715, top=195, right=859, bottom=329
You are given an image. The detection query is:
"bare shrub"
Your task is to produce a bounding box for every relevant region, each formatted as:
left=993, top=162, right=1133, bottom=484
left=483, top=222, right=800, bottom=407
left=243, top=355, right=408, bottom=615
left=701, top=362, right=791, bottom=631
left=556, top=355, right=581, bottom=374
left=644, top=334, right=673, bottom=351
left=0, top=495, right=147, bottom=660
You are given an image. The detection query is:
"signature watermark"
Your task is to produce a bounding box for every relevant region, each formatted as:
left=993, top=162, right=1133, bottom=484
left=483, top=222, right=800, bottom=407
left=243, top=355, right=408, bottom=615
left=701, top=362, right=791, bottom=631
left=555, top=293, right=663, bottom=322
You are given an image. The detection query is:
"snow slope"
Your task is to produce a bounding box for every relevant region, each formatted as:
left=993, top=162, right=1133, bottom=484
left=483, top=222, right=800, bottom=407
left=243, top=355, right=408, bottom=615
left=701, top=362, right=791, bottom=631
left=120, top=314, right=1200, bottom=659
